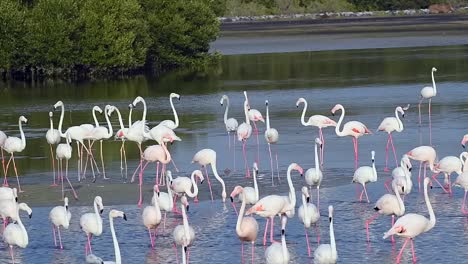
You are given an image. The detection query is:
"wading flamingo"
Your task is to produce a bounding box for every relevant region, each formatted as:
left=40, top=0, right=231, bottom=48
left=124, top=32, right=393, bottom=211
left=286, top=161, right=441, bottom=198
left=378, top=106, right=407, bottom=171
left=406, top=146, right=436, bottom=192
left=56, top=133, right=78, bottom=200
left=304, top=138, right=323, bottom=211
left=0, top=188, right=18, bottom=229
left=233, top=186, right=258, bottom=264
left=265, top=100, right=280, bottom=185
left=298, top=186, right=320, bottom=257
left=244, top=91, right=264, bottom=166
left=331, top=104, right=371, bottom=170
left=85, top=209, right=127, bottom=264
left=0, top=130, right=7, bottom=186
left=191, top=149, right=227, bottom=202
left=49, top=197, right=71, bottom=249
left=453, top=172, right=468, bottom=215
left=170, top=170, right=204, bottom=211
left=418, top=67, right=437, bottom=145
left=432, top=155, right=462, bottom=194
left=158, top=93, right=181, bottom=130
left=173, top=196, right=194, bottom=264
left=366, top=181, right=405, bottom=242
left=220, top=95, right=238, bottom=168
left=230, top=162, right=259, bottom=214
left=383, top=177, right=435, bottom=263
left=143, top=185, right=162, bottom=249
left=3, top=202, right=32, bottom=264
left=81, top=106, right=103, bottom=180
left=265, top=215, right=289, bottom=264
left=296, top=98, right=336, bottom=166
left=246, top=163, right=303, bottom=246
left=237, top=95, right=252, bottom=178
left=3, top=116, right=27, bottom=192
left=80, top=196, right=104, bottom=256
left=314, top=205, right=337, bottom=264
left=46, top=111, right=61, bottom=186
left=390, top=155, right=413, bottom=196
left=157, top=171, right=176, bottom=229
left=352, top=151, right=377, bottom=203
left=113, top=105, right=132, bottom=179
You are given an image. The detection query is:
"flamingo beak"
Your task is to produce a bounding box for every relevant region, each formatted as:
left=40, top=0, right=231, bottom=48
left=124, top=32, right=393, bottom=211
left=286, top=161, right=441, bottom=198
left=408, top=167, right=412, bottom=172
left=100, top=209, right=103, bottom=214
left=281, top=229, right=285, bottom=235
left=462, top=144, right=466, bottom=149
left=402, top=114, right=405, bottom=118
left=306, top=197, right=310, bottom=203
left=66, top=205, right=69, bottom=211
left=186, top=205, right=189, bottom=212
left=230, top=196, right=234, bottom=203
left=200, top=179, right=204, bottom=184
left=123, top=214, right=127, bottom=221
left=29, top=213, right=32, bottom=219
left=15, top=197, right=18, bottom=202
left=329, top=217, right=332, bottom=222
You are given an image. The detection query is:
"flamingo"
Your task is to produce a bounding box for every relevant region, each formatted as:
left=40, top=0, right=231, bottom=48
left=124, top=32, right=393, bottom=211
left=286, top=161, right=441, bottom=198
left=0, top=188, right=18, bottom=229
left=3, top=116, right=27, bottom=192
left=331, top=104, right=371, bottom=170
left=383, top=177, right=435, bottom=263
left=298, top=186, right=320, bottom=257
left=352, top=151, right=377, bottom=203
left=56, top=132, right=78, bottom=200
left=49, top=197, right=71, bottom=249
left=3, top=202, right=32, bottom=264
left=220, top=95, right=238, bottom=168
left=365, top=181, right=405, bottom=242
left=143, top=185, right=162, bottom=249
left=453, top=172, right=468, bottom=215
left=233, top=186, right=258, bottom=264
left=246, top=163, right=303, bottom=246
left=304, top=138, right=323, bottom=211
left=378, top=106, right=407, bottom=171
left=237, top=95, right=252, bottom=178
left=157, top=171, right=176, bottom=229
left=85, top=210, right=127, bottom=264
left=265, top=100, right=280, bottom=185
left=171, top=170, right=204, bottom=207
left=390, top=154, right=413, bottom=196
left=158, top=92, right=181, bottom=129
left=244, top=91, right=264, bottom=166
left=191, top=149, right=227, bottom=202
left=173, top=196, right=194, bottom=264
left=460, top=151, right=468, bottom=172
left=296, top=97, right=337, bottom=166
left=46, top=111, right=61, bottom=186
left=265, top=215, right=289, bottom=264
left=113, top=105, right=131, bottom=179
left=0, top=130, right=7, bottom=185
left=418, top=67, right=437, bottom=145
left=313, top=205, right=337, bottom=264
left=127, top=96, right=150, bottom=183
left=432, top=155, right=462, bottom=194
left=81, top=106, right=104, bottom=180
left=230, top=162, right=259, bottom=214
left=406, top=146, right=436, bottom=192
left=80, top=196, right=104, bottom=256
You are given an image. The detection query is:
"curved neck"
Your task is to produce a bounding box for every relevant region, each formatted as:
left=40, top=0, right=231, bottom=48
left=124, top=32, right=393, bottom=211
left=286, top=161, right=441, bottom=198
left=58, top=104, right=65, bottom=137
left=372, top=159, right=377, bottom=181
left=166, top=176, right=174, bottom=200
left=152, top=191, right=161, bottom=211
left=423, top=180, right=436, bottom=231
left=211, top=161, right=226, bottom=202
left=49, top=115, right=54, bottom=131
left=105, top=108, right=113, bottom=137
left=236, top=190, right=246, bottom=235
left=93, top=201, right=102, bottom=229
left=19, top=119, right=26, bottom=149
left=286, top=167, right=296, bottom=208
left=301, top=193, right=308, bottom=220
left=460, top=153, right=468, bottom=172
left=92, top=108, right=100, bottom=127
left=185, top=173, right=199, bottom=198
left=253, top=167, right=259, bottom=202
left=243, top=100, right=250, bottom=125
left=16, top=211, right=27, bottom=244
left=281, top=228, right=287, bottom=262
left=170, top=96, right=179, bottom=128
left=109, top=216, right=121, bottom=264
left=223, top=98, right=229, bottom=125
left=181, top=203, right=190, bottom=242
left=266, top=103, right=271, bottom=130
left=300, top=100, right=308, bottom=126
left=314, top=142, right=319, bottom=175
left=395, top=108, right=403, bottom=132
left=128, top=107, right=133, bottom=128
left=431, top=70, right=437, bottom=95
left=334, top=106, right=346, bottom=136
left=394, top=184, right=405, bottom=215
left=161, top=143, right=171, bottom=164
left=141, top=99, right=147, bottom=125
left=330, top=217, right=336, bottom=257
left=114, top=108, right=125, bottom=131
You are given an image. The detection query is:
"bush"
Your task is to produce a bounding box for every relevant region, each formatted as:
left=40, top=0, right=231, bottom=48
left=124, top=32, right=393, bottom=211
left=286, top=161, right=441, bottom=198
left=0, top=1, right=27, bottom=72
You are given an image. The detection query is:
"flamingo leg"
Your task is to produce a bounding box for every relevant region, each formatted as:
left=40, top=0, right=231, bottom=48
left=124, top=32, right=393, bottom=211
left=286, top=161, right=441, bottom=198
left=100, top=140, right=109, bottom=179
left=268, top=143, right=274, bottom=186
left=391, top=215, right=395, bottom=243
left=241, top=240, right=244, bottom=264
left=263, top=218, right=269, bottom=246
left=428, top=98, right=432, bottom=146
left=396, top=237, right=410, bottom=263
left=275, top=148, right=280, bottom=183
left=137, top=160, right=149, bottom=208
left=203, top=166, right=214, bottom=201
left=57, top=226, right=63, bottom=250
left=365, top=212, right=379, bottom=241
left=60, top=159, right=64, bottom=200
left=4, top=154, right=14, bottom=187
left=304, top=227, right=311, bottom=257
left=314, top=223, right=320, bottom=244
left=228, top=132, right=230, bottom=150
left=431, top=172, right=449, bottom=193
left=123, top=141, right=128, bottom=180
left=251, top=241, right=255, bottom=264
left=50, top=144, right=58, bottom=186
left=64, top=159, right=78, bottom=200
left=242, top=140, right=250, bottom=178
left=120, top=141, right=124, bottom=179
left=319, top=127, right=324, bottom=167
left=81, top=141, right=91, bottom=180
left=231, top=201, right=238, bottom=216
left=148, top=227, right=155, bottom=248
left=418, top=97, right=423, bottom=126
left=363, top=184, right=370, bottom=203
left=410, top=238, right=417, bottom=263
left=233, top=132, right=236, bottom=172
left=317, top=186, right=320, bottom=212
left=131, top=161, right=142, bottom=183
left=384, top=134, right=391, bottom=172
left=173, top=243, right=179, bottom=264
left=462, top=190, right=467, bottom=215
left=11, top=153, right=22, bottom=192
left=9, top=245, right=15, bottom=264
left=352, top=137, right=359, bottom=170
left=52, top=225, right=57, bottom=247
left=418, top=162, right=422, bottom=192
left=76, top=142, right=81, bottom=181
left=163, top=211, right=167, bottom=230
left=252, top=121, right=260, bottom=165
left=389, top=133, right=398, bottom=168
left=155, top=162, right=160, bottom=186
left=1, top=148, right=7, bottom=187
left=269, top=216, right=278, bottom=244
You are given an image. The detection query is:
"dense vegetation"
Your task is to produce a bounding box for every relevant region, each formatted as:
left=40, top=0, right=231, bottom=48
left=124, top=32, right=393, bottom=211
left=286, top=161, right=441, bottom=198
left=0, top=0, right=220, bottom=80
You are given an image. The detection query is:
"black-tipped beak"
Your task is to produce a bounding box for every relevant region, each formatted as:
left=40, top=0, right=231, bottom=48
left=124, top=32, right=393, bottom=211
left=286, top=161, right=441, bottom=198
left=296, top=105, right=299, bottom=108
left=100, top=209, right=103, bottom=214
left=186, top=205, right=189, bottom=212
left=372, top=159, right=375, bottom=163
left=200, top=180, right=204, bottom=184
left=66, top=205, right=69, bottom=211
left=230, top=196, right=234, bottom=203
left=402, top=114, right=405, bottom=118
left=178, top=96, right=181, bottom=101
left=157, top=192, right=160, bottom=196
left=123, top=214, right=127, bottom=221
left=462, top=144, right=466, bottom=149
left=220, top=103, right=223, bottom=106
left=306, top=197, right=310, bottom=203
left=184, top=246, right=187, bottom=252
left=409, top=167, right=412, bottom=172
left=266, top=102, right=268, bottom=106
left=29, top=213, right=32, bottom=219
left=332, top=113, right=335, bottom=116
left=15, top=197, right=18, bottom=202
left=329, top=217, right=332, bottom=222
left=300, top=173, right=303, bottom=177
left=281, top=229, right=285, bottom=235
left=256, top=169, right=259, bottom=174
left=402, top=186, right=405, bottom=192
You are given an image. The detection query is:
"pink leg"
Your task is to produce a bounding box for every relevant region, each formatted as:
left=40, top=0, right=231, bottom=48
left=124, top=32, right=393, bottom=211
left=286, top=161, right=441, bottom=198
left=1, top=148, right=6, bottom=186
left=4, top=154, right=13, bottom=187
left=228, top=132, right=230, bottom=150
left=241, top=241, right=244, bottom=263
left=389, top=133, right=398, bottom=168
left=163, top=212, right=167, bottom=230
left=203, top=166, right=214, bottom=201
left=365, top=212, right=379, bottom=241
left=396, top=237, right=410, bottom=263
left=242, top=140, right=250, bottom=178
left=57, top=226, right=63, bottom=249
left=384, top=134, right=391, bottom=172
left=253, top=121, right=259, bottom=165
left=363, top=184, right=370, bottom=203
left=148, top=228, right=155, bottom=248
left=275, top=149, right=280, bottom=182
left=11, top=154, right=23, bottom=192
left=384, top=178, right=393, bottom=193
left=317, top=187, right=320, bottom=212
left=155, top=162, right=160, bottom=186
left=52, top=225, right=57, bottom=247
left=462, top=190, right=467, bottom=215
left=9, top=245, right=15, bottom=264
left=251, top=241, right=255, bottom=264
left=171, top=158, right=179, bottom=173
left=410, top=239, right=417, bottom=263
left=173, top=243, right=179, bottom=264
left=64, top=160, right=78, bottom=200
left=418, top=98, right=423, bottom=125
left=352, top=137, right=358, bottom=170
left=314, top=224, right=320, bottom=244
left=60, top=160, right=64, bottom=200
left=268, top=143, right=274, bottom=186
left=304, top=227, right=311, bottom=257
left=263, top=218, right=269, bottom=246
left=391, top=215, right=395, bottom=243
left=50, top=144, right=58, bottom=186
left=428, top=98, right=432, bottom=146
left=269, top=216, right=279, bottom=244
left=431, top=173, right=449, bottom=193
left=231, top=201, right=239, bottom=216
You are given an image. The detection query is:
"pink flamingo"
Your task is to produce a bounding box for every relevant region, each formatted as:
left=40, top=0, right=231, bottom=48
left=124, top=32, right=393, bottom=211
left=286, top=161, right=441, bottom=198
left=365, top=181, right=405, bottom=242
left=304, top=138, right=323, bottom=211
left=389, top=155, right=413, bottom=196
left=170, top=170, right=204, bottom=209
left=232, top=186, right=258, bottom=264
left=220, top=95, right=238, bottom=169
left=453, top=172, right=468, bottom=215
left=406, top=146, right=436, bottom=192
left=378, top=106, right=407, bottom=172
left=296, top=98, right=336, bottom=166
left=127, top=96, right=150, bottom=183
left=244, top=91, right=264, bottom=166
left=352, top=151, right=377, bottom=203
left=191, top=149, right=226, bottom=202
left=46, top=112, right=61, bottom=186
left=3, top=116, right=27, bottom=192
left=331, top=104, right=371, bottom=170
left=298, top=186, right=320, bottom=257
left=246, top=163, right=303, bottom=246
left=432, top=155, right=462, bottom=194
left=230, top=163, right=259, bottom=214
left=80, top=196, right=104, bottom=256
left=158, top=93, right=180, bottom=130
left=142, top=185, right=162, bottom=249
left=112, top=105, right=130, bottom=180
left=264, top=100, right=279, bottom=185
left=462, top=134, right=468, bottom=149
left=237, top=94, right=252, bottom=178
left=383, top=177, right=435, bottom=263
left=418, top=67, right=437, bottom=145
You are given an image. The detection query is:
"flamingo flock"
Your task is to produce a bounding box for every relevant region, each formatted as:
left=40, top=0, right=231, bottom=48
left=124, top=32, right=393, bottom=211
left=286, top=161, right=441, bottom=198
left=0, top=67, right=466, bottom=264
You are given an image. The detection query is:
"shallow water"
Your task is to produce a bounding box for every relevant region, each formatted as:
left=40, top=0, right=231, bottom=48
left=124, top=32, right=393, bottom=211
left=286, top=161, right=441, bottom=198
left=0, top=44, right=468, bottom=263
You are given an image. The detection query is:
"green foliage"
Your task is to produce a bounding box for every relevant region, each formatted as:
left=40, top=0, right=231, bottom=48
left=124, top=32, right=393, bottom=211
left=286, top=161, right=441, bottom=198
left=0, top=0, right=27, bottom=71
left=349, top=0, right=431, bottom=11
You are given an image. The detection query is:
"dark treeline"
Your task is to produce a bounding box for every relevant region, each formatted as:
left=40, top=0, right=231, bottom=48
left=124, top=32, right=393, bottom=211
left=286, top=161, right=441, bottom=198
left=0, top=0, right=220, bottom=81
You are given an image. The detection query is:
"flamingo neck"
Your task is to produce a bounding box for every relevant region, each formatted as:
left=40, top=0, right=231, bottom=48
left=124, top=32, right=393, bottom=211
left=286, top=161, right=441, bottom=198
left=330, top=216, right=336, bottom=258
left=281, top=228, right=287, bottom=262
left=253, top=167, right=259, bottom=202
left=301, top=193, right=308, bottom=221
left=266, top=103, right=271, bottom=130
left=170, top=96, right=179, bottom=128
left=128, top=107, right=133, bottom=128
left=105, top=108, right=113, bottom=138
left=460, top=153, right=468, bottom=172
left=161, top=143, right=171, bottom=164
left=181, top=203, right=190, bottom=242
left=286, top=166, right=296, bottom=208
left=186, top=173, right=199, bottom=198
left=431, top=70, right=437, bottom=95
left=334, top=105, right=346, bottom=137
left=395, top=107, right=403, bottom=132
left=211, top=161, right=226, bottom=202
left=182, top=246, right=187, bottom=264
left=236, top=189, right=246, bottom=236
left=243, top=100, right=250, bottom=125
left=92, top=108, right=100, bottom=127
left=394, top=184, right=405, bottom=215
left=300, top=100, right=308, bottom=126
left=93, top=201, right=102, bottom=233
left=314, top=142, right=320, bottom=176
left=114, top=108, right=126, bottom=132
left=19, top=119, right=26, bottom=149
left=141, top=99, right=147, bottom=124
left=58, top=103, right=65, bottom=137
left=371, top=159, right=377, bottom=181
left=423, top=179, right=436, bottom=232
left=109, top=215, right=121, bottom=264
left=49, top=116, right=54, bottom=131
left=223, top=97, right=229, bottom=125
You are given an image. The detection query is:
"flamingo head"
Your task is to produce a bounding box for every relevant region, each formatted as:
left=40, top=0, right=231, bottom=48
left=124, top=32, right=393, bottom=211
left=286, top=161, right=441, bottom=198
left=53, top=101, right=63, bottom=109
left=328, top=205, right=334, bottom=222
left=132, top=96, right=144, bottom=107
left=290, top=163, right=304, bottom=176
left=170, top=93, right=180, bottom=100
left=95, top=196, right=104, bottom=214
left=253, top=162, right=259, bottom=174
left=461, top=134, right=468, bottom=148
left=64, top=197, right=69, bottom=210
left=19, top=116, right=27, bottom=124
left=107, top=105, right=116, bottom=116
left=402, top=154, right=412, bottom=171
left=18, top=203, right=32, bottom=219
left=220, top=95, right=227, bottom=105
left=330, top=104, right=343, bottom=116
left=371, top=150, right=375, bottom=162
left=192, top=170, right=204, bottom=184
left=265, top=100, right=269, bottom=106
left=301, top=186, right=310, bottom=203
left=128, top=103, right=133, bottom=110
left=48, top=111, right=53, bottom=118
left=295, top=97, right=305, bottom=107
left=93, top=106, right=103, bottom=114
left=109, top=209, right=127, bottom=221
left=154, top=184, right=160, bottom=194
left=230, top=186, right=243, bottom=202
left=181, top=196, right=189, bottom=212
left=432, top=67, right=437, bottom=72
left=396, top=106, right=405, bottom=118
